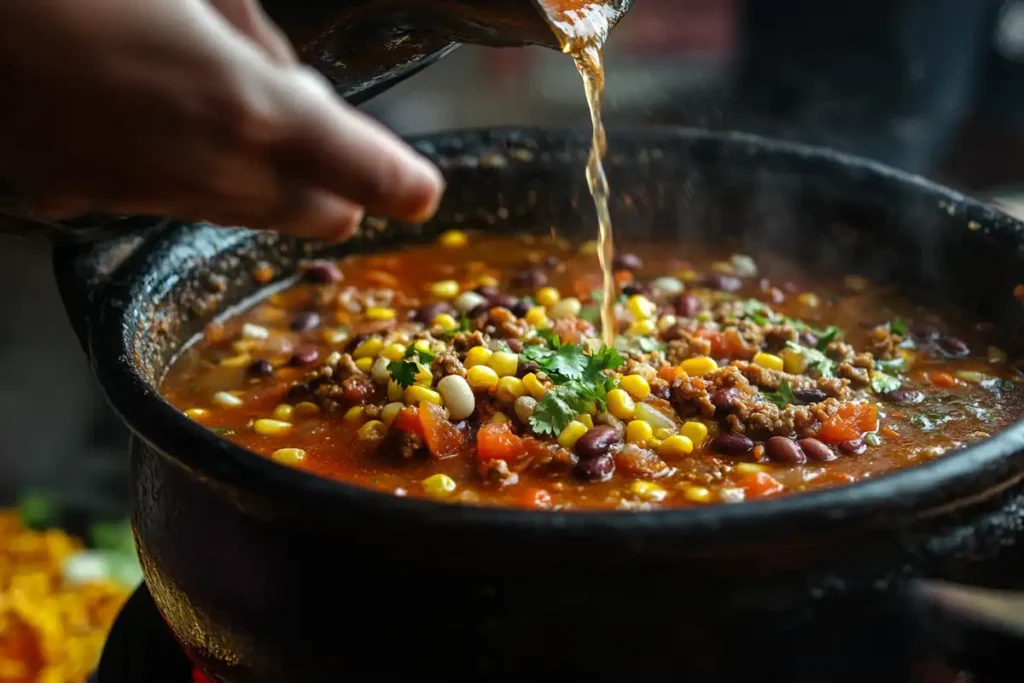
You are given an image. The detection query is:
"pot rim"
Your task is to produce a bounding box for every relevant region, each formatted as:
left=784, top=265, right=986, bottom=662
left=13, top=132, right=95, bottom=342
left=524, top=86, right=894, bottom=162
left=91, top=126, right=1024, bottom=537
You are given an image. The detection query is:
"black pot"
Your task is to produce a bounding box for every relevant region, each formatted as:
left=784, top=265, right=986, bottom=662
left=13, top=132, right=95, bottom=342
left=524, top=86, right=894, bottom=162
left=55, top=128, right=1024, bottom=682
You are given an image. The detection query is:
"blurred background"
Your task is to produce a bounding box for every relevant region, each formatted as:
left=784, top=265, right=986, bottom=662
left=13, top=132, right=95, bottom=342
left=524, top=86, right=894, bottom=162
left=5, top=0, right=1024, bottom=525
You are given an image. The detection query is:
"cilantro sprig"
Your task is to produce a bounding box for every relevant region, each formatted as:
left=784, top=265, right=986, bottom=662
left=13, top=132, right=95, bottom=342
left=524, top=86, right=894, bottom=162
left=870, top=372, right=901, bottom=394
left=762, top=379, right=796, bottom=408
left=785, top=341, right=836, bottom=379
left=388, top=346, right=436, bottom=389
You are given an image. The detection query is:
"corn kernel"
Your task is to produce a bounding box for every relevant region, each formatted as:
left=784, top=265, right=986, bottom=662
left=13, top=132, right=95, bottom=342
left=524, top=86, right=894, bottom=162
left=439, top=230, right=468, bottom=248
left=525, top=306, right=551, bottom=328
left=381, top=402, right=404, bottom=425
left=679, top=356, right=718, bottom=376
left=628, top=319, right=657, bottom=336
left=522, top=373, right=547, bottom=399
left=431, top=280, right=460, bottom=299
left=357, top=420, right=387, bottom=440
left=619, top=375, right=651, bottom=400
left=626, top=420, right=654, bottom=446
left=796, top=292, right=819, bottom=308
left=496, top=376, right=526, bottom=403
left=365, top=307, right=396, bottom=321
left=381, top=343, right=407, bottom=361
left=683, top=486, right=711, bottom=503
left=184, top=408, right=208, bottom=420
left=735, top=462, right=768, bottom=475
left=421, top=473, right=457, bottom=498
left=355, top=357, right=374, bottom=372
left=271, top=448, right=306, bottom=465
left=344, top=406, right=366, bottom=423
left=627, top=294, right=657, bottom=320
left=293, top=402, right=320, bottom=417
left=578, top=413, right=594, bottom=429
left=414, top=363, right=433, bottom=387
left=465, top=346, right=493, bottom=368
left=467, top=365, right=500, bottom=391
left=558, top=421, right=589, bottom=449
left=387, top=380, right=404, bottom=402
left=654, top=427, right=676, bottom=440
left=677, top=268, right=699, bottom=282
left=232, top=339, right=260, bottom=353
left=353, top=337, right=384, bottom=359
left=490, top=412, right=510, bottom=424
left=272, top=404, right=294, bottom=421
left=477, top=274, right=499, bottom=288
left=323, top=328, right=349, bottom=345
left=432, top=313, right=459, bottom=331
left=607, top=389, right=636, bottom=420
left=657, top=314, right=678, bottom=332
left=405, top=385, right=443, bottom=406
left=212, top=391, right=243, bottom=408
left=579, top=239, right=599, bottom=255
left=219, top=353, right=251, bottom=368
left=536, top=287, right=561, bottom=307
left=629, top=480, right=667, bottom=502
left=680, top=421, right=709, bottom=448
left=254, top=419, right=292, bottom=436
left=658, top=435, right=694, bottom=458
left=488, top=351, right=519, bottom=377
left=753, top=352, right=784, bottom=372
left=781, top=348, right=806, bottom=374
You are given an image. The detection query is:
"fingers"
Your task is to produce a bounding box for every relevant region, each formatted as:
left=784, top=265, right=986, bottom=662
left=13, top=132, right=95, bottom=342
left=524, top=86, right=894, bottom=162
left=207, top=0, right=297, bottom=65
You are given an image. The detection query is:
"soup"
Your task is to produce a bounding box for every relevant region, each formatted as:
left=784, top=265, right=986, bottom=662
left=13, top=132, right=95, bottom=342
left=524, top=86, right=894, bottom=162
left=160, top=232, right=1024, bottom=510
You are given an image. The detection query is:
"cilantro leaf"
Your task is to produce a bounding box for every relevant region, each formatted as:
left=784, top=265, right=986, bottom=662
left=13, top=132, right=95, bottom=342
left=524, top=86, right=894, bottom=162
left=388, top=360, right=419, bottom=388
left=585, top=345, right=625, bottom=380
left=742, top=299, right=778, bottom=326
left=762, top=379, right=796, bottom=408
left=18, top=490, right=61, bottom=530
left=615, top=335, right=665, bottom=355
left=890, top=318, right=907, bottom=336
left=547, top=344, right=590, bottom=380
left=814, top=326, right=841, bottom=351
left=441, top=316, right=472, bottom=339
left=874, top=357, right=906, bottom=373
left=870, top=372, right=901, bottom=394
left=529, top=383, right=594, bottom=435
left=404, top=346, right=436, bottom=365
left=579, top=305, right=600, bottom=324
left=785, top=341, right=835, bottom=379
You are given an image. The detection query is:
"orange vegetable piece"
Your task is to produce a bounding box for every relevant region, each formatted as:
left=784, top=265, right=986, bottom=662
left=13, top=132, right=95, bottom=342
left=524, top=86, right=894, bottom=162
left=931, top=372, right=958, bottom=388
left=477, top=422, right=525, bottom=462
left=419, top=401, right=465, bottom=459
left=738, top=471, right=784, bottom=499
left=613, top=270, right=634, bottom=285
left=817, top=403, right=878, bottom=444
left=393, top=406, right=424, bottom=438
left=518, top=488, right=553, bottom=509
left=657, top=365, right=680, bottom=381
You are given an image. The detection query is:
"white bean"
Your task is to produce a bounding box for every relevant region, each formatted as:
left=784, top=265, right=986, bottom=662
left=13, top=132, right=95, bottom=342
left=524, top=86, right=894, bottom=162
left=212, top=391, right=243, bottom=408
left=241, top=323, right=269, bottom=340
left=514, top=395, right=537, bottom=424
left=548, top=296, right=582, bottom=320
left=650, top=277, right=684, bottom=296
left=438, top=375, right=476, bottom=420
left=454, top=291, right=488, bottom=314
left=371, top=357, right=392, bottom=385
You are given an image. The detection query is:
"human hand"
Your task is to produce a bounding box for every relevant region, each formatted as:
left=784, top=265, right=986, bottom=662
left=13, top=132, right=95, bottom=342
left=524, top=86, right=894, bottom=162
left=0, top=0, right=444, bottom=240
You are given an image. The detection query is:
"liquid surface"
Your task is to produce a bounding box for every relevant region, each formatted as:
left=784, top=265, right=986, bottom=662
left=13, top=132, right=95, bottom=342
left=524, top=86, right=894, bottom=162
left=161, top=233, right=1024, bottom=510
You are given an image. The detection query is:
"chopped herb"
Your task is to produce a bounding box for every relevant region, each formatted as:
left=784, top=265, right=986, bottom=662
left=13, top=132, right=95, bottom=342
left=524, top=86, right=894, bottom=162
left=18, top=490, right=61, bottom=530
left=870, top=372, right=901, bottom=394
left=890, top=318, right=908, bottom=336
left=441, top=316, right=472, bottom=339
left=388, top=360, right=420, bottom=389
left=762, top=379, right=796, bottom=408
left=785, top=341, right=835, bottom=379
left=742, top=299, right=778, bottom=326
left=911, top=414, right=953, bottom=432
left=814, top=326, right=841, bottom=351
left=864, top=432, right=882, bottom=447
left=210, top=427, right=236, bottom=436
left=874, top=357, right=906, bottom=373
left=615, top=335, right=665, bottom=355
left=404, top=346, right=436, bottom=365
left=579, top=305, right=601, bottom=324
left=530, top=383, right=595, bottom=436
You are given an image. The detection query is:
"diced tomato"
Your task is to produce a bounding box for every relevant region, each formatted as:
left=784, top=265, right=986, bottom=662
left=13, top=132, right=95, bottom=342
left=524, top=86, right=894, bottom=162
left=817, top=403, right=879, bottom=444
left=393, top=406, right=425, bottom=438
left=722, top=329, right=756, bottom=360
left=419, top=401, right=465, bottom=459
left=738, top=471, right=784, bottom=499
left=931, top=372, right=958, bottom=388
left=477, top=422, right=525, bottom=461
left=694, top=329, right=728, bottom=358
left=517, top=487, right=553, bottom=509
left=613, top=270, right=633, bottom=285
left=572, top=273, right=603, bottom=299
left=657, top=365, right=680, bottom=381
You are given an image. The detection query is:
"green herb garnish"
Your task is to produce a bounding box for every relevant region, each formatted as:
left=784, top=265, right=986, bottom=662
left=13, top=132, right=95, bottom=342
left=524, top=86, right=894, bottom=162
left=864, top=432, right=882, bottom=447
left=441, top=316, right=472, bottom=339
left=814, top=326, right=841, bottom=351
left=762, top=379, right=796, bottom=408
left=874, top=357, right=906, bottom=373
left=18, top=490, right=61, bottom=530
left=890, top=317, right=908, bottom=336
left=615, top=335, right=665, bottom=355
left=784, top=341, right=836, bottom=379
left=870, top=372, right=901, bottom=394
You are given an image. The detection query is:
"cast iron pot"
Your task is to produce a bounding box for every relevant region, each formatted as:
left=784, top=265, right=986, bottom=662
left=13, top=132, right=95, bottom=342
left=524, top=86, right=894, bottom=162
left=55, top=127, right=1024, bottom=683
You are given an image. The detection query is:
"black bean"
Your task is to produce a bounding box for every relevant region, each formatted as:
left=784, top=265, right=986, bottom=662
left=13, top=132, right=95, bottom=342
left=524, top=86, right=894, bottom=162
left=621, top=283, right=649, bottom=298
left=711, top=389, right=738, bottom=414
left=413, top=302, right=453, bottom=324
left=612, top=253, right=644, bottom=271
left=512, top=268, right=548, bottom=288
left=575, top=426, right=624, bottom=461
left=936, top=336, right=970, bottom=358
left=301, top=260, right=343, bottom=283
left=505, top=338, right=524, bottom=353
left=290, top=347, right=319, bottom=366
left=704, top=274, right=743, bottom=292
left=764, top=436, right=806, bottom=464
left=797, top=438, right=836, bottom=462
left=246, top=359, right=274, bottom=377
left=909, top=322, right=939, bottom=343
left=468, top=304, right=489, bottom=319
left=673, top=294, right=700, bottom=318
left=290, top=311, right=321, bottom=332
left=793, top=388, right=827, bottom=405
left=489, top=293, right=518, bottom=310
left=798, top=330, right=818, bottom=347
left=473, top=285, right=500, bottom=299
left=711, top=432, right=754, bottom=455
left=882, top=388, right=924, bottom=404
left=573, top=454, right=615, bottom=482
left=839, top=439, right=867, bottom=455
left=510, top=300, right=531, bottom=318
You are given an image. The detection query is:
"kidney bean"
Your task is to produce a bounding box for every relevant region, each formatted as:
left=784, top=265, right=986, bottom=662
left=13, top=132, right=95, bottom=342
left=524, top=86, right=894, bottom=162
left=673, top=294, right=701, bottom=318
left=936, top=336, right=970, bottom=358
left=512, top=268, right=548, bottom=288
left=797, top=438, right=836, bottom=462
left=711, top=389, right=738, bottom=414
left=505, top=338, right=524, bottom=353
left=489, top=293, right=518, bottom=310
left=839, top=439, right=866, bottom=455
left=909, top=322, right=939, bottom=342
left=290, top=347, right=319, bottom=366
left=575, top=426, right=624, bottom=460
left=413, top=302, right=453, bottom=324
left=882, top=388, right=924, bottom=404
left=473, top=285, right=500, bottom=299
left=573, top=454, right=615, bottom=482
left=510, top=300, right=531, bottom=318
left=301, top=261, right=342, bottom=283
left=793, top=388, right=827, bottom=404
left=711, top=432, right=754, bottom=455
left=704, top=274, right=742, bottom=292
left=246, top=359, right=274, bottom=377
left=290, top=311, right=321, bottom=332
left=765, top=436, right=806, bottom=464
left=613, top=253, right=644, bottom=271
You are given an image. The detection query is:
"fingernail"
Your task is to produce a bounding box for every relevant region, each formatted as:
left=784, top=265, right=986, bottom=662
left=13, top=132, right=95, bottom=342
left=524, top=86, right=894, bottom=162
left=406, top=155, right=445, bottom=223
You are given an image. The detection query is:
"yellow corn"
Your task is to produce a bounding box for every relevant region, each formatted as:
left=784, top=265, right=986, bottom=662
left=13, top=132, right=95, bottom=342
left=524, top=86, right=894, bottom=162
left=578, top=239, right=599, bottom=255
left=254, top=419, right=292, bottom=436
left=432, top=313, right=459, bottom=331
left=654, top=427, right=676, bottom=441
left=272, top=404, right=294, bottom=421
left=536, top=287, right=561, bottom=307
left=477, top=274, right=499, bottom=288
left=293, top=402, right=320, bottom=417
left=365, top=307, right=396, bottom=321
left=525, top=306, right=551, bottom=328
left=381, top=343, right=407, bottom=361
left=431, top=280, right=460, bottom=299
left=488, top=351, right=519, bottom=377
left=657, top=314, right=678, bottom=332
left=522, top=372, right=547, bottom=399
left=323, top=328, right=349, bottom=345
left=680, top=421, right=709, bottom=448
left=629, top=480, right=667, bottom=502
left=357, top=420, right=387, bottom=440
left=781, top=348, right=806, bottom=374
left=271, top=448, right=306, bottom=465
left=578, top=413, right=594, bottom=429
left=606, top=389, right=636, bottom=420
left=753, top=352, right=784, bottom=372
left=405, top=385, right=443, bottom=406
left=490, top=412, right=510, bottom=424
left=413, top=339, right=433, bottom=354
left=414, top=363, right=433, bottom=387
left=387, top=380, right=405, bottom=402
left=355, top=357, right=374, bottom=373
left=679, top=356, right=718, bottom=376
left=353, top=337, right=384, bottom=359
left=627, top=295, right=657, bottom=320
left=626, top=420, right=654, bottom=446
left=219, top=353, right=251, bottom=368
left=496, top=376, right=526, bottom=403
left=381, top=402, right=404, bottom=425
left=558, top=421, right=589, bottom=449
left=735, top=462, right=767, bottom=475
left=677, top=268, right=699, bottom=282
left=796, top=292, right=820, bottom=308
left=683, top=486, right=711, bottom=503
left=232, top=339, right=260, bottom=353
left=467, top=365, right=500, bottom=391
left=184, top=408, right=207, bottom=420
left=628, top=319, right=657, bottom=336
left=439, top=230, right=468, bottom=248
left=464, top=346, right=493, bottom=368
left=619, top=375, right=651, bottom=400
left=658, top=435, right=694, bottom=458
left=421, top=473, right=457, bottom=498
left=343, top=406, right=365, bottom=423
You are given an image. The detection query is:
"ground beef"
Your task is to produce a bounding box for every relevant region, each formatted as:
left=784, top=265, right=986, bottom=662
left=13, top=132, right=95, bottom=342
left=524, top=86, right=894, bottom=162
left=867, top=328, right=902, bottom=360
left=730, top=320, right=766, bottom=351
left=380, top=428, right=426, bottom=460
left=431, top=352, right=466, bottom=384
left=724, top=398, right=842, bottom=440
left=666, top=333, right=713, bottom=365
left=669, top=376, right=719, bottom=419
left=451, top=330, right=486, bottom=352
left=521, top=439, right=577, bottom=474
left=838, top=362, right=871, bottom=386
left=479, top=458, right=519, bottom=487
left=614, top=444, right=671, bottom=478
left=729, top=360, right=851, bottom=400
left=826, top=341, right=856, bottom=364
left=286, top=352, right=360, bottom=404
left=485, top=307, right=531, bottom=339
left=762, top=324, right=799, bottom=352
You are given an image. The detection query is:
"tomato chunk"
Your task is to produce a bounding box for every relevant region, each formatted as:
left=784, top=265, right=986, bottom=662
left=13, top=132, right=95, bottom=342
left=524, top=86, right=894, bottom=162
left=393, top=406, right=424, bottom=438
left=477, top=422, right=525, bottom=462
left=738, top=471, right=784, bottom=499
left=419, top=401, right=465, bottom=459
left=817, top=403, right=878, bottom=444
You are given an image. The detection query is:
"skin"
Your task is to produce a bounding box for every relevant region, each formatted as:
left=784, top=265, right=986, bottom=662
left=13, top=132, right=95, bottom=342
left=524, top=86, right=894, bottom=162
left=0, top=0, right=445, bottom=240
